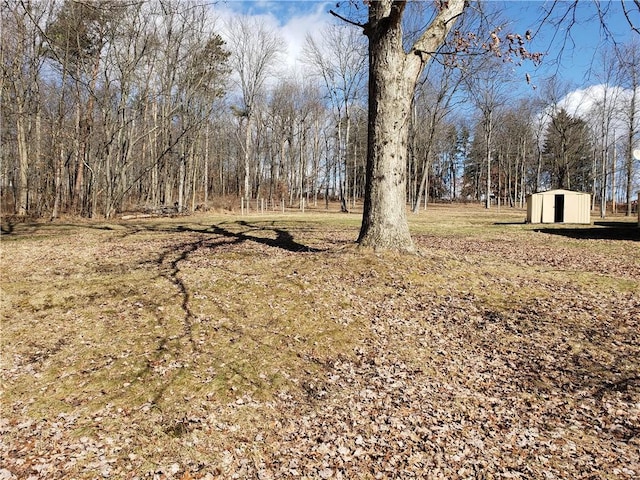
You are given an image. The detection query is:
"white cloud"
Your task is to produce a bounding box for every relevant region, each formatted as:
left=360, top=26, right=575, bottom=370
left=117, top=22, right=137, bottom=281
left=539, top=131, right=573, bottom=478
left=278, top=3, right=333, bottom=74
left=558, top=85, right=629, bottom=120
left=537, top=84, right=640, bottom=144
left=214, top=1, right=334, bottom=77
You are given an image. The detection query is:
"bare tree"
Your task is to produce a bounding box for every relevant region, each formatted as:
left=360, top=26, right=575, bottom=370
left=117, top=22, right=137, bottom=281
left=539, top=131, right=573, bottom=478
left=339, top=1, right=467, bottom=250
left=617, top=40, right=640, bottom=216
left=589, top=52, right=624, bottom=218
left=1, top=0, right=51, bottom=215
left=492, top=100, right=537, bottom=208
left=303, top=24, right=367, bottom=212
left=464, top=57, right=512, bottom=209
left=410, top=61, right=464, bottom=213
left=332, top=0, right=534, bottom=247
left=94, top=0, right=152, bottom=217
left=226, top=15, right=284, bottom=203
left=46, top=0, right=125, bottom=216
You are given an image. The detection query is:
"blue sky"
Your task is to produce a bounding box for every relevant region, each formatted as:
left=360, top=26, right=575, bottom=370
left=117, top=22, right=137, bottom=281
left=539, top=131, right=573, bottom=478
left=501, top=1, right=639, bottom=86
left=217, top=1, right=640, bottom=88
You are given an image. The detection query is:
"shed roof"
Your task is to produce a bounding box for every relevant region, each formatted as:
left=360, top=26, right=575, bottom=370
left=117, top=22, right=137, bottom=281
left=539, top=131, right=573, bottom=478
left=528, top=189, right=590, bottom=197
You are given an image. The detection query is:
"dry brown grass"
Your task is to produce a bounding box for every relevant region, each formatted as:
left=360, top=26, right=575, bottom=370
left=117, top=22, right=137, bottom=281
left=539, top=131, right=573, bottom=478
left=1, top=205, right=638, bottom=479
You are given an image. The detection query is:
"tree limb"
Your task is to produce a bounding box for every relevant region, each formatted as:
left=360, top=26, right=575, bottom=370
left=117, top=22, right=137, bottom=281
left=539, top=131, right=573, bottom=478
left=329, top=9, right=366, bottom=30
left=411, top=0, right=466, bottom=60
left=389, top=0, right=407, bottom=27
left=622, top=0, right=640, bottom=34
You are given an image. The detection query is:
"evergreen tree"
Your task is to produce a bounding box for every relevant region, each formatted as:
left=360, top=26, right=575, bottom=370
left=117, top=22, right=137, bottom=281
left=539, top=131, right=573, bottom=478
left=543, top=109, right=592, bottom=191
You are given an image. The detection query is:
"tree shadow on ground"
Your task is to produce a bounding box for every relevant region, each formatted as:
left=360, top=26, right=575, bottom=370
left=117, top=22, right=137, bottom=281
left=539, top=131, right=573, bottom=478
left=1, top=220, right=126, bottom=236
left=203, top=220, right=324, bottom=253
left=124, top=220, right=324, bottom=408
left=535, top=221, right=639, bottom=241
left=1, top=217, right=325, bottom=252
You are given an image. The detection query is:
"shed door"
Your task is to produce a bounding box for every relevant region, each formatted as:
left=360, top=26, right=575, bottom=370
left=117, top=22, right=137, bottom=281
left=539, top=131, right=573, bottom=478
left=554, top=194, right=565, bottom=223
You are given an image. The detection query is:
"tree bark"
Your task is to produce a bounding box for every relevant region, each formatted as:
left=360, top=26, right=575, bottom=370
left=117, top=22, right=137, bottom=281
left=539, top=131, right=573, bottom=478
left=358, top=2, right=413, bottom=250
left=243, top=114, right=252, bottom=201
left=357, top=0, right=465, bottom=251
left=412, top=117, right=436, bottom=213
left=625, top=71, right=637, bottom=216
left=486, top=112, right=492, bottom=209
left=15, top=102, right=29, bottom=216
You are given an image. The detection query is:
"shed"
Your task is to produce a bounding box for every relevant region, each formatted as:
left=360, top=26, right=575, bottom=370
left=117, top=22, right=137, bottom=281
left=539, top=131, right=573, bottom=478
left=526, top=189, right=591, bottom=224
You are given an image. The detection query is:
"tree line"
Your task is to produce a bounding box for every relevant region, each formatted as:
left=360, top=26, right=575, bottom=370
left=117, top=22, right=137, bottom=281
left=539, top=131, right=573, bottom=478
left=2, top=0, right=638, bottom=220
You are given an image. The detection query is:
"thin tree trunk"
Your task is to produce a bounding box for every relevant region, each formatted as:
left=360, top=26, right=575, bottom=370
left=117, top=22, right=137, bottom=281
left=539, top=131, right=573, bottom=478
left=313, top=116, right=320, bottom=207
left=536, top=145, right=542, bottom=193
left=626, top=111, right=635, bottom=216
left=178, top=141, right=186, bottom=212
left=412, top=121, right=436, bottom=213
left=243, top=115, right=252, bottom=201
left=413, top=152, right=430, bottom=213
left=611, top=137, right=616, bottom=214
left=486, top=113, right=492, bottom=209
left=191, top=145, right=198, bottom=213
left=497, top=153, right=502, bottom=210
left=15, top=101, right=29, bottom=215
left=204, top=124, right=210, bottom=210
left=600, top=146, right=607, bottom=218
left=73, top=106, right=92, bottom=214
left=520, top=143, right=526, bottom=208
left=337, top=114, right=348, bottom=212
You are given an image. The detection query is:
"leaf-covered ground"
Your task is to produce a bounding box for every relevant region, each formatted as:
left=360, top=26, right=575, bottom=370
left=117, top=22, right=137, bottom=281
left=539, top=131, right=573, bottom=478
left=1, top=206, right=638, bottom=479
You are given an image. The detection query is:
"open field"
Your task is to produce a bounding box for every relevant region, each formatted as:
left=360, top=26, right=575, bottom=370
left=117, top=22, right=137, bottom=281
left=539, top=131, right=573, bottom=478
left=1, top=204, right=639, bottom=479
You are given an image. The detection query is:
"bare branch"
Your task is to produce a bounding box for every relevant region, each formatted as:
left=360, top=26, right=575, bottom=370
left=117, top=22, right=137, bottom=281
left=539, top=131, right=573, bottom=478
left=622, top=0, right=640, bottom=34
left=329, top=9, right=366, bottom=30
left=411, top=0, right=466, bottom=61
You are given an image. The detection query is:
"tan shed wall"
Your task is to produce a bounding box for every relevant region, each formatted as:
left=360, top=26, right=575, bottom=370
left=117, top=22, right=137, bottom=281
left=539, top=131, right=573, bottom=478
left=526, top=190, right=591, bottom=224
left=526, top=194, right=539, bottom=223
left=563, top=193, right=591, bottom=223
left=541, top=194, right=555, bottom=223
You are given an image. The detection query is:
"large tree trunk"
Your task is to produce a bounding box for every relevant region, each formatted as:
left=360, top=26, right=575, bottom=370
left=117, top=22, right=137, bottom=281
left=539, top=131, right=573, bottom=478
left=357, top=0, right=465, bottom=251
left=358, top=3, right=414, bottom=250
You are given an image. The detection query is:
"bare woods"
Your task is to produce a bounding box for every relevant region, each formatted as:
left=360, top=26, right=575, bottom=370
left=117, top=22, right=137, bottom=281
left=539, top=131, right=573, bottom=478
left=3, top=1, right=639, bottom=220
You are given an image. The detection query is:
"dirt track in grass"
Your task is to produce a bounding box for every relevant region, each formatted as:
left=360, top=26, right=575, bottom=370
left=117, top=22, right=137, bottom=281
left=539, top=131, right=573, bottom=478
left=1, top=206, right=638, bottom=479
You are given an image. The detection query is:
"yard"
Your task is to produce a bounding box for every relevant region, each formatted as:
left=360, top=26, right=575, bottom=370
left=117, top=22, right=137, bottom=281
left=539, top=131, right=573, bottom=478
left=1, top=205, right=638, bottom=479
